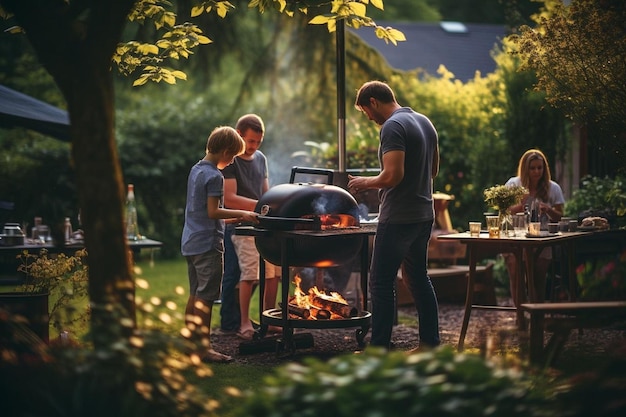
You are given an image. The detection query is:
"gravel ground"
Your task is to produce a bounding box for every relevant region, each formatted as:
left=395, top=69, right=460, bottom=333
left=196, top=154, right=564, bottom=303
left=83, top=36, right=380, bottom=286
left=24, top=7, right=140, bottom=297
left=210, top=298, right=626, bottom=372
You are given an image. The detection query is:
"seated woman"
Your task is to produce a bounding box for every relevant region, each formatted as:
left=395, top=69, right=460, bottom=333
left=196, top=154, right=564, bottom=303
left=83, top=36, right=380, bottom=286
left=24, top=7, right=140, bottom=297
left=503, top=149, right=564, bottom=304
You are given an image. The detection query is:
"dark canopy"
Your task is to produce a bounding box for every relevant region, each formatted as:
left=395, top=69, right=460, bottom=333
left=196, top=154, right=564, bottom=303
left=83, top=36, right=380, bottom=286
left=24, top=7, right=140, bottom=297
left=0, top=84, right=70, bottom=141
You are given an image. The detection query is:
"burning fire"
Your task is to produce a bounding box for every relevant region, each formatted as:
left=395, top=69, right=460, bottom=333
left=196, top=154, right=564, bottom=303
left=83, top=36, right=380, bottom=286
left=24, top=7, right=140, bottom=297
left=288, top=275, right=357, bottom=320
left=318, top=214, right=358, bottom=230
left=300, top=213, right=358, bottom=230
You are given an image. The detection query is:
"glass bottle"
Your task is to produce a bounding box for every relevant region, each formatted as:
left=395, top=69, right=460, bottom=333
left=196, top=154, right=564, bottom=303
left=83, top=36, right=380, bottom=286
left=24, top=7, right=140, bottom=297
left=523, top=204, right=531, bottom=230
left=530, top=199, right=539, bottom=222
left=31, top=216, right=42, bottom=239
left=125, top=184, right=140, bottom=241
left=64, top=217, right=73, bottom=244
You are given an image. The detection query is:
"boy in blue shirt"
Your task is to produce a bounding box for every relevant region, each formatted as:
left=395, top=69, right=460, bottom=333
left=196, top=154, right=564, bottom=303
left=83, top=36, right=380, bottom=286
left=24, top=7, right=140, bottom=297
left=181, top=126, right=259, bottom=363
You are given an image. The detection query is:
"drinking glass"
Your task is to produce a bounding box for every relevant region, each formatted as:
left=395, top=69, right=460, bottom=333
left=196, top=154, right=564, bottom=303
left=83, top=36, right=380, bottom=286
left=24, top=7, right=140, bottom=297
left=469, top=222, right=481, bottom=237
left=512, top=214, right=528, bottom=237
left=528, top=222, right=541, bottom=236
left=35, top=225, right=50, bottom=244
left=486, top=215, right=500, bottom=238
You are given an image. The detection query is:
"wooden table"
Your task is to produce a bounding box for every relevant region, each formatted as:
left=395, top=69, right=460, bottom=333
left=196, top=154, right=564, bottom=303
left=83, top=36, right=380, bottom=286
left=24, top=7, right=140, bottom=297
left=437, top=231, right=590, bottom=350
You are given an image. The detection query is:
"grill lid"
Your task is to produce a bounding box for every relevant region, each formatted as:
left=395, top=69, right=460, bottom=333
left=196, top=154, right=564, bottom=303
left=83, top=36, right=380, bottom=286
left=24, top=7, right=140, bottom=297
left=255, top=183, right=360, bottom=223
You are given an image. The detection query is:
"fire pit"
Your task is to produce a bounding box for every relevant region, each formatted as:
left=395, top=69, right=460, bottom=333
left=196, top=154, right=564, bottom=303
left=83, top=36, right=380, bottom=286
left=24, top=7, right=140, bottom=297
left=235, top=182, right=375, bottom=355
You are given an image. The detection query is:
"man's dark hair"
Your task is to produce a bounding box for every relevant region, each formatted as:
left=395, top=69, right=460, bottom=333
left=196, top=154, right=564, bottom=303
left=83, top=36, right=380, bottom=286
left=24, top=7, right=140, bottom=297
left=236, top=113, right=265, bottom=135
left=354, top=81, right=396, bottom=108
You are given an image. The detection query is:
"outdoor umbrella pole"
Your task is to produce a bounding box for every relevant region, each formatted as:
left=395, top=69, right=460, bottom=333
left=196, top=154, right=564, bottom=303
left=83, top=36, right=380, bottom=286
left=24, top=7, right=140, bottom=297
left=336, top=19, right=346, bottom=173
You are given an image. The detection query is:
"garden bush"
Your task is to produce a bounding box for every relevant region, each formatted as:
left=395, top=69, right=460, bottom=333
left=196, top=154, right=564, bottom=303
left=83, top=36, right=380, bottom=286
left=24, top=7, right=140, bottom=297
left=565, top=175, right=626, bottom=228
left=233, top=346, right=555, bottom=417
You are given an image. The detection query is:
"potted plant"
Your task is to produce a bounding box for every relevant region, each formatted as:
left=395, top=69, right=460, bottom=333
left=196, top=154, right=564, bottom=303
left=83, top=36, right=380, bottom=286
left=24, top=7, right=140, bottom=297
left=0, top=248, right=89, bottom=343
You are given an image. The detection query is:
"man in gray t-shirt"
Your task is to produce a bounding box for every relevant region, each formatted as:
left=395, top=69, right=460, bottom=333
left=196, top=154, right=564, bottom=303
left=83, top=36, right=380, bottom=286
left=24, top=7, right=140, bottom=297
left=348, top=81, right=441, bottom=351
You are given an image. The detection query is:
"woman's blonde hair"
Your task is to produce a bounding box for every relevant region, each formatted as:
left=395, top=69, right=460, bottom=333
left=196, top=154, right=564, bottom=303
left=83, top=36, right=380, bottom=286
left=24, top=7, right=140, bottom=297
left=517, top=148, right=552, bottom=201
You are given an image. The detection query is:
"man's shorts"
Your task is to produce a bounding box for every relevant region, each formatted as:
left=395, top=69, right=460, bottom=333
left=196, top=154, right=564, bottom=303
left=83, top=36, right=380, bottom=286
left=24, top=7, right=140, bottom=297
left=186, top=249, right=222, bottom=301
left=231, top=235, right=279, bottom=281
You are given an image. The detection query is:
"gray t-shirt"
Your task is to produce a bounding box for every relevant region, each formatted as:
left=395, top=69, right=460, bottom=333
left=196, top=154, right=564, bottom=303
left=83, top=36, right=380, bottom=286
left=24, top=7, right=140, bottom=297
left=378, top=107, right=438, bottom=224
left=221, top=151, right=269, bottom=202
left=181, top=160, right=224, bottom=256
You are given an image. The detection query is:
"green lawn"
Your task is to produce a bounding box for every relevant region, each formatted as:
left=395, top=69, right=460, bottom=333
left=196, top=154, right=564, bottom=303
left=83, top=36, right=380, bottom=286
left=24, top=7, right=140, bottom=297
left=134, top=253, right=265, bottom=332
left=134, top=254, right=281, bottom=415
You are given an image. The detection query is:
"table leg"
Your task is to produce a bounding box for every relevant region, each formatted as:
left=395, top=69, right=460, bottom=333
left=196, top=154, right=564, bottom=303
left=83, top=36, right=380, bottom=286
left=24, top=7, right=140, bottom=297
left=528, top=311, right=545, bottom=365
left=457, top=247, right=477, bottom=351
left=566, top=241, right=577, bottom=301
left=514, top=247, right=526, bottom=329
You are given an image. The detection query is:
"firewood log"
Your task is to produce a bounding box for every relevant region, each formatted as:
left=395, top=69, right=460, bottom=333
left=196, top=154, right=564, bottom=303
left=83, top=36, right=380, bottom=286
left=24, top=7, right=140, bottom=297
left=314, top=309, right=331, bottom=320
left=286, top=303, right=311, bottom=319
left=311, top=296, right=357, bottom=318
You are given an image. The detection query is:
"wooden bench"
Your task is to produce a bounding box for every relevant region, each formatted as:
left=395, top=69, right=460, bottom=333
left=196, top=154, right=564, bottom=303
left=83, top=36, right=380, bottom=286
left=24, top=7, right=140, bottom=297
left=398, top=264, right=496, bottom=306
left=520, top=301, right=626, bottom=366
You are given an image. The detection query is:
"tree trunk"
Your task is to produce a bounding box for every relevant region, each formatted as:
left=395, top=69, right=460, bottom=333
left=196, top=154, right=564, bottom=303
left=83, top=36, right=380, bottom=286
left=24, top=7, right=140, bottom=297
left=1, top=0, right=138, bottom=343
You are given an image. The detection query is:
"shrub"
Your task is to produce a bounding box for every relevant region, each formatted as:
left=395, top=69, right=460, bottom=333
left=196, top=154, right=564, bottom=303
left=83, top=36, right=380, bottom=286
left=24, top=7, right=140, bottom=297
left=565, top=175, right=626, bottom=228
left=233, top=346, right=555, bottom=417
left=0, top=300, right=219, bottom=417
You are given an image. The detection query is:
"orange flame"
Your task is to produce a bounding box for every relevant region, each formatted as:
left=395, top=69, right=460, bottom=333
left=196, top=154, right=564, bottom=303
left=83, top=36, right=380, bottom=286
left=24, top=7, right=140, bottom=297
left=291, top=275, right=350, bottom=320
left=318, top=214, right=358, bottom=230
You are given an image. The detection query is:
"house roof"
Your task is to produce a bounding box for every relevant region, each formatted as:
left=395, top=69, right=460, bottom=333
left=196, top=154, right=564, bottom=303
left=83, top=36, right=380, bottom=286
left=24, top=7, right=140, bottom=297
left=352, top=21, right=507, bottom=82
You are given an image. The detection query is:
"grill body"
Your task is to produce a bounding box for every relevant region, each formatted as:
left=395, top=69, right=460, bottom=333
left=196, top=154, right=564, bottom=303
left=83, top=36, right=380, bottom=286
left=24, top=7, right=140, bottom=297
left=254, top=183, right=363, bottom=267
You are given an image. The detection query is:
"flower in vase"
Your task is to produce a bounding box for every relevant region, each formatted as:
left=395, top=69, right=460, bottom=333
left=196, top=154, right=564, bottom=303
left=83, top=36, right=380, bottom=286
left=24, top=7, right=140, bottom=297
left=483, top=184, right=528, bottom=213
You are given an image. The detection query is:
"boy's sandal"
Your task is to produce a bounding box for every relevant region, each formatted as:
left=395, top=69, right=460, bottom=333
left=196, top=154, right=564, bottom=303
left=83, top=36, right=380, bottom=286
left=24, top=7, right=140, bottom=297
left=201, top=349, right=234, bottom=363
left=236, top=329, right=256, bottom=341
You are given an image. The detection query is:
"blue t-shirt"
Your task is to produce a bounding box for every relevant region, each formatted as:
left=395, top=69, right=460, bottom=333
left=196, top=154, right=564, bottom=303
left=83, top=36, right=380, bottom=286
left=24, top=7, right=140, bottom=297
left=181, top=160, right=225, bottom=256
left=378, top=107, right=438, bottom=224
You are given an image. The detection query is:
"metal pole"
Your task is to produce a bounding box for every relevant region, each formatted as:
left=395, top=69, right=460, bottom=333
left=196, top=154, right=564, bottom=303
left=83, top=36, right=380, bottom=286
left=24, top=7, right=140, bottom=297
left=336, top=19, right=346, bottom=172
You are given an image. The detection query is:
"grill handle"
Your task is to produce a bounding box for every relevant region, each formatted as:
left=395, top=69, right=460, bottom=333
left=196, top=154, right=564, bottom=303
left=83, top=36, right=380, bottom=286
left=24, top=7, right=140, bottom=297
left=257, top=215, right=321, bottom=231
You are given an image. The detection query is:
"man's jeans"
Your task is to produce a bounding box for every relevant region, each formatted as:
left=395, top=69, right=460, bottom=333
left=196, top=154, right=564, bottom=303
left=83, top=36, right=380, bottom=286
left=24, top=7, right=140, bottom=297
left=220, top=224, right=241, bottom=331
left=369, top=220, right=440, bottom=348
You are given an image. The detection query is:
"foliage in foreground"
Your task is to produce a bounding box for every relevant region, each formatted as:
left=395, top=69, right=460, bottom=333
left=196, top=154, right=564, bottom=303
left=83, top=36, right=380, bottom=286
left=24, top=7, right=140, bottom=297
left=0, top=299, right=219, bottom=417
left=233, top=346, right=556, bottom=417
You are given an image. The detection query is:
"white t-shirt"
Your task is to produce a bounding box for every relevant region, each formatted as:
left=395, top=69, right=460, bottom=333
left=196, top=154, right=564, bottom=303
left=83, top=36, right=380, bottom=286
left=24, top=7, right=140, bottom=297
left=505, top=176, right=565, bottom=228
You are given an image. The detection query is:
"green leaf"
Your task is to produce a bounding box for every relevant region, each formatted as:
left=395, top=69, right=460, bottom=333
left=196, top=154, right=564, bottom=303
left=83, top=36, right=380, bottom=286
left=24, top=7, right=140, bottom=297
left=162, top=73, right=177, bottom=84
left=216, top=3, right=229, bottom=18
left=309, top=15, right=331, bottom=25
left=137, top=43, right=159, bottom=55
left=387, top=28, right=406, bottom=42
left=370, top=0, right=384, bottom=11
left=163, top=12, right=176, bottom=27
left=196, top=35, right=212, bottom=45
left=170, top=70, right=187, bottom=80
left=133, top=76, right=150, bottom=86
left=4, top=25, right=24, bottom=34
left=327, top=19, right=336, bottom=32
left=190, top=5, right=205, bottom=17
left=347, top=2, right=367, bottom=18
